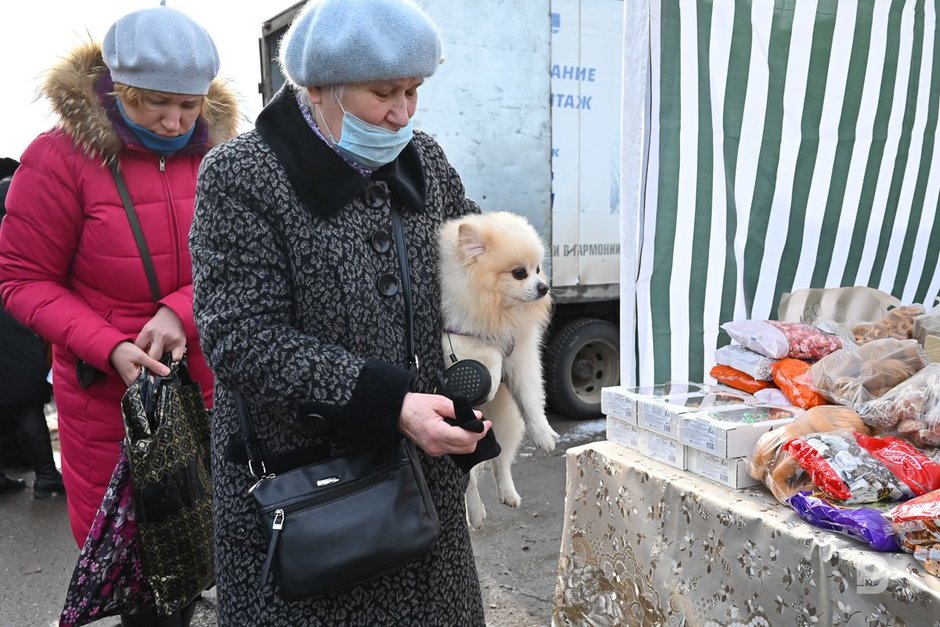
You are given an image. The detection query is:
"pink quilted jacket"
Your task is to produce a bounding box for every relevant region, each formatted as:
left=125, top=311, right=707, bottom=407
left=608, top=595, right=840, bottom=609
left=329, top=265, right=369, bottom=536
left=0, top=42, right=239, bottom=545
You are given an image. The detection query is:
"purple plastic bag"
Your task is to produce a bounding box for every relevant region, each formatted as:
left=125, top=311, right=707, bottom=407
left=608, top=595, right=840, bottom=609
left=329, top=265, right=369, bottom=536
left=788, top=491, right=901, bottom=552
left=59, top=444, right=154, bottom=627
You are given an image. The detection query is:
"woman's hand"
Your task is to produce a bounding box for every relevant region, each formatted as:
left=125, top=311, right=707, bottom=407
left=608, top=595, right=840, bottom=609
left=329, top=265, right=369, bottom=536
left=108, top=306, right=186, bottom=385
left=109, top=341, right=171, bottom=385
left=135, top=306, right=187, bottom=362
left=399, top=392, right=491, bottom=457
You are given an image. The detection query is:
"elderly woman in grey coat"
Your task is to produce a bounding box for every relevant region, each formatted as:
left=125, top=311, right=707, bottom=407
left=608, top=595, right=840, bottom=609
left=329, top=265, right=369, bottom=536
left=190, top=0, right=494, bottom=624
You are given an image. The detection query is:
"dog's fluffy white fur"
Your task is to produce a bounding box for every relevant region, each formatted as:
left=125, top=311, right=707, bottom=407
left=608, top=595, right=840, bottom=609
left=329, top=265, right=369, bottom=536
left=438, top=211, right=558, bottom=529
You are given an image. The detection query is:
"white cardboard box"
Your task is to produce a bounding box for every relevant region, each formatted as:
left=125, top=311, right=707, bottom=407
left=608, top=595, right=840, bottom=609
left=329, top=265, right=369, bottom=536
left=635, top=390, right=752, bottom=439
left=685, top=447, right=760, bottom=489
left=601, top=382, right=704, bottom=425
left=679, top=405, right=799, bottom=459
left=606, top=415, right=641, bottom=450
left=638, top=427, right=687, bottom=469
left=606, top=419, right=686, bottom=469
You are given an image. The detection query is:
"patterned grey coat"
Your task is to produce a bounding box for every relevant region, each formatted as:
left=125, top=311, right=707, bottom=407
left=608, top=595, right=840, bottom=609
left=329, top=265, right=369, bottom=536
left=190, top=87, right=485, bottom=626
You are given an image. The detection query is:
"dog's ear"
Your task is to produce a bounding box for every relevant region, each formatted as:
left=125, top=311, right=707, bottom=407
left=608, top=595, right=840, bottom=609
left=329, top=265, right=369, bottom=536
left=457, top=222, right=487, bottom=263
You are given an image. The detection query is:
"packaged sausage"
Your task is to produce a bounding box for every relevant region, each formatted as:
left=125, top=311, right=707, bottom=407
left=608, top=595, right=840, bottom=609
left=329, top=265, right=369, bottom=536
left=722, top=320, right=843, bottom=360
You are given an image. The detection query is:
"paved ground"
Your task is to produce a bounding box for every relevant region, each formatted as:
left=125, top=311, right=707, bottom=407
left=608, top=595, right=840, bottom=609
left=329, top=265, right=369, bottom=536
left=0, top=413, right=605, bottom=627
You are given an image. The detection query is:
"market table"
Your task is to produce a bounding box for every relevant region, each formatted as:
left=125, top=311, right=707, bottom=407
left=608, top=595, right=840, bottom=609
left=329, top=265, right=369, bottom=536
left=552, top=440, right=940, bottom=626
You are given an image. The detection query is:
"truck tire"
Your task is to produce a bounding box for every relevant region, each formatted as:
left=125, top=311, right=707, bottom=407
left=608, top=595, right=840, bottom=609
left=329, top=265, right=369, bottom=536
left=545, top=318, right=620, bottom=419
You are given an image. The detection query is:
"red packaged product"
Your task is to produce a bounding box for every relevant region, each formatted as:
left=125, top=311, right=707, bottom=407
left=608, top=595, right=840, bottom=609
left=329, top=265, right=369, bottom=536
left=857, top=434, right=940, bottom=496
left=784, top=432, right=940, bottom=504
left=887, top=490, right=940, bottom=552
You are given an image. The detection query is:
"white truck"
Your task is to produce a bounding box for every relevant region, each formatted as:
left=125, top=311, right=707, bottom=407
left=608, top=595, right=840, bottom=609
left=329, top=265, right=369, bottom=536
left=258, top=0, right=624, bottom=418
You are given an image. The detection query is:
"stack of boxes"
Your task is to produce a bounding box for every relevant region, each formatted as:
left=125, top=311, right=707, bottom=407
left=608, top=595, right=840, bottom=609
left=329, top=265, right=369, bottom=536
left=602, top=383, right=800, bottom=489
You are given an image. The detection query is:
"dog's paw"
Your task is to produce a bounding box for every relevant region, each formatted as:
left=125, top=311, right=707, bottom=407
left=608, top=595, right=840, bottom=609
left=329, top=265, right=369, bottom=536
left=530, top=425, right=560, bottom=453
left=499, top=488, right=521, bottom=508
left=467, top=502, right=487, bottom=529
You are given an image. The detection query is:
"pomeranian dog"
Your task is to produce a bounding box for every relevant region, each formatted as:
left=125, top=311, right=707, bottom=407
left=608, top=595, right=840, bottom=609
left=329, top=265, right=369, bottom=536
left=438, top=211, right=558, bottom=529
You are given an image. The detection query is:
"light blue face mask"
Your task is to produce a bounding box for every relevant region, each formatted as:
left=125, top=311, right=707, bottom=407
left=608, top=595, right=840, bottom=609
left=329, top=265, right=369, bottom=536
left=322, top=89, right=414, bottom=168
left=116, top=99, right=195, bottom=156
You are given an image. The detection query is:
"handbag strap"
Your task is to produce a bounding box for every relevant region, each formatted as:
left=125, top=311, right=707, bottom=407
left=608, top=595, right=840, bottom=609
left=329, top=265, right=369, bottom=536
left=390, top=204, right=417, bottom=382
left=234, top=199, right=418, bottom=480
left=110, top=163, right=162, bottom=301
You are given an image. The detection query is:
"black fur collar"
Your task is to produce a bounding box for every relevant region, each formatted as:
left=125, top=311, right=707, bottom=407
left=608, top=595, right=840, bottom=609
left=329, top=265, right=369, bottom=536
left=255, top=86, right=426, bottom=217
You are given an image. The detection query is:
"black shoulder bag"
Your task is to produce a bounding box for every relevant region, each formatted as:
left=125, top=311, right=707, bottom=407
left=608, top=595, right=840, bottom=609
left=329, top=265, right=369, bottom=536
left=233, top=205, right=440, bottom=601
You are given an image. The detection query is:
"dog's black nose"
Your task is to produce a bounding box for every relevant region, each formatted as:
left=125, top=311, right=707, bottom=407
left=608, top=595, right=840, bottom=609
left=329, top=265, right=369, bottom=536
left=537, top=283, right=549, bottom=297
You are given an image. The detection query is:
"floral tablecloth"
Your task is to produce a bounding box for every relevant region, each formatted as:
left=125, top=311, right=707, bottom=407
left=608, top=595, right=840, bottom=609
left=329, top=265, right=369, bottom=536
left=553, top=441, right=940, bottom=627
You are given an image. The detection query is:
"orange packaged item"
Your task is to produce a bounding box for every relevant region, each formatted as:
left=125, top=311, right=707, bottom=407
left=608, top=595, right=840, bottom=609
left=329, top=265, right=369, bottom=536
left=772, top=358, right=829, bottom=409
left=709, top=364, right=774, bottom=395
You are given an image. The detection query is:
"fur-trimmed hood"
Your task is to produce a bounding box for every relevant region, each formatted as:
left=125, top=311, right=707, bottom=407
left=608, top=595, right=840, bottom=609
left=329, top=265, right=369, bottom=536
left=40, top=41, right=241, bottom=163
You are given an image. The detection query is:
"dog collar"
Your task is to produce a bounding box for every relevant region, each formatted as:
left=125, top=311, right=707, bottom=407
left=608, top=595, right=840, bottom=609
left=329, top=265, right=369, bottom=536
left=444, top=328, right=514, bottom=359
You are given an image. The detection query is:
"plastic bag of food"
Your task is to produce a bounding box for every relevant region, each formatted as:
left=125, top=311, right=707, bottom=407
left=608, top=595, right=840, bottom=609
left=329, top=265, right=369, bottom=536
left=853, top=304, right=926, bottom=345
left=787, top=491, right=899, bottom=552
left=809, top=338, right=926, bottom=408
left=855, top=362, right=940, bottom=445
left=714, top=344, right=777, bottom=381
left=709, top=364, right=775, bottom=395
left=749, top=406, right=870, bottom=503
left=722, top=320, right=843, bottom=360
left=752, top=387, right=792, bottom=407
left=771, top=358, right=829, bottom=409
left=887, top=489, right=940, bottom=552
left=783, top=432, right=940, bottom=504
left=914, top=544, right=940, bottom=576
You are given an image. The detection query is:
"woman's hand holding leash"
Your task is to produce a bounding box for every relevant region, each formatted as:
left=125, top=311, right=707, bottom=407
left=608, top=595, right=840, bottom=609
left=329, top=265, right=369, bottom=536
left=399, top=392, right=490, bottom=457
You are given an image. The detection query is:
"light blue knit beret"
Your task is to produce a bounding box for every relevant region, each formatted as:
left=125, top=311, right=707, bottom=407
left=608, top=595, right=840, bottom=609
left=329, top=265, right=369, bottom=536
left=279, top=0, right=443, bottom=87
left=102, top=2, right=220, bottom=95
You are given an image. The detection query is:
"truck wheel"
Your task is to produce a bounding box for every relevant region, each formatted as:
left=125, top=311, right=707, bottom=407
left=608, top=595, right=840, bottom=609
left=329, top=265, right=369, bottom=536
left=545, top=318, right=620, bottom=419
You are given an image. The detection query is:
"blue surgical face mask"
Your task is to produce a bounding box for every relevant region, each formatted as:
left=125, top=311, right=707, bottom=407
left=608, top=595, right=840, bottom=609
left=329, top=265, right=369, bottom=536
left=116, top=99, right=195, bottom=156
left=321, top=88, right=414, bottom=168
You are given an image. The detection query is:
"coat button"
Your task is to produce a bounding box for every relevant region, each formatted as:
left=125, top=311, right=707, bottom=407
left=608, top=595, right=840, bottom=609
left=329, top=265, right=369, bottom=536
left=377, top=274, right=400, bottom=296
left=300, top=411, right=329, bottom=435
left=364, top=183, right=388, bottom=208
left=370, top=230, right=392, bottom=254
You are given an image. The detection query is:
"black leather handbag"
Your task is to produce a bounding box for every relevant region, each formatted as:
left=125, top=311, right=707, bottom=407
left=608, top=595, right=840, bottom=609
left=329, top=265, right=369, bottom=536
left=233, top=204, right=441, bottom=600
left=235, top=397, right=440, bottom=600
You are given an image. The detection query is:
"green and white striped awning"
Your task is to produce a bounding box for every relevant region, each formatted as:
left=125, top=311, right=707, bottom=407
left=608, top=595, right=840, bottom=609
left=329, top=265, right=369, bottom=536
left=622, top=0, right=940, bottom=385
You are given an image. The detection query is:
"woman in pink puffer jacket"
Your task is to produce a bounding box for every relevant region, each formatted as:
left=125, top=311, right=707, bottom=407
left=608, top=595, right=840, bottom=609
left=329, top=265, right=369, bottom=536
left=0, top=5, right=239, bottom=550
